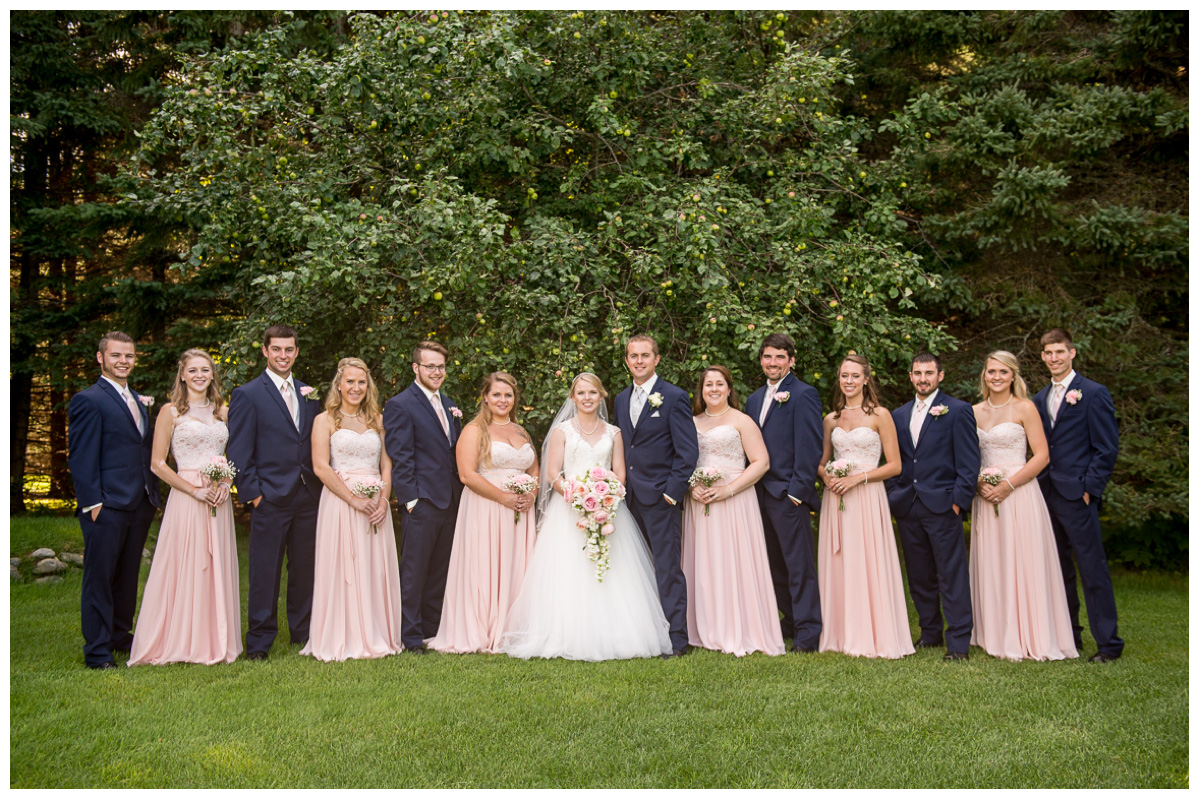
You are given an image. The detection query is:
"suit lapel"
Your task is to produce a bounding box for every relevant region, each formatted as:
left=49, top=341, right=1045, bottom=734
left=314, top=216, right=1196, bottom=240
left=616, top=388, right=633, bottom=443
left=97, top=379, right=143, bottom=438
left=410, top=383, right=450, bottom=442
left=260, top=371, right=297, bottom=429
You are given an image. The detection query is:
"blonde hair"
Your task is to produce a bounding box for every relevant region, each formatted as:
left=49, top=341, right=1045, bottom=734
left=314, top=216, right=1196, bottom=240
left=570, top=372, right=609, bottom=400
left=979, top=350, right=1028, bottom=401
left=325, top=357, right=383, bottom=433
left=469, top=372, right=529, bottom=469
left=169, top=349, right=225, bottom=418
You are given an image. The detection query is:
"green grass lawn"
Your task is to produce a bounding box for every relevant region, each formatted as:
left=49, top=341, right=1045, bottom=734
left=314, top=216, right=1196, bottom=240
left=9, top=515, right=1188, bottom=788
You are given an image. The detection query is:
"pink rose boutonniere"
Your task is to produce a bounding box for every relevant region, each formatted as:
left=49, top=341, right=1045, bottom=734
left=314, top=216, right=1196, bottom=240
left=774, top=391, right=791, bottom=406
left=449, top=406, right=463, bottom=419
left=929, top=405, right=949, bottom=417
left=299, top=386, right=318, bottom=401
left=138, top=395, right=154, bottom=407
left=1065, top=390, right=1082, bottom=405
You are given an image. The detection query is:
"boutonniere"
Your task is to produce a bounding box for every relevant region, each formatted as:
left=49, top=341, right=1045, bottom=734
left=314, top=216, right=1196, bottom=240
left=449, top=406, right=463, bottom=419
left=299, top=386, right=318, bottom=401
left=648, top=392, right=664, bottom=409
left=774, top=391, right=791, bottom=405
left=929, top=404, right=949, bottom=417
left=138, top=395, right=154, bottom=407
left=1065, top=390, right=1082, bottom=405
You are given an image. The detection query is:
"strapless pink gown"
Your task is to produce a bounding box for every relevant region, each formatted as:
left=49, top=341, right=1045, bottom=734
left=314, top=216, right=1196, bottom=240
left=970, top=423, right=1078, bottom=661
left=818, top=427, right=915, bottom=659
left=301, top=428, right=403, bottom=661
left=682, top=424, right=784, bottom=656
left=129, top=416, right=241, bottom=666
left=429, top=442, right=537, bottom=654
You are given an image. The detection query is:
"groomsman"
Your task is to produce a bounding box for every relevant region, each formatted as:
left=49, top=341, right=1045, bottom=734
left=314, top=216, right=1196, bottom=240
left=227, top=324, right=322, bottom=660
left=383, top=341, right=463, bottom=654
left=887, top=352, right=980, bottom=660
left=614, top=334, right=699, bottom=657
left=744, top=333, right=824, bottom=652
left=68, top=331, right=162, bottom=669
left=1033, top=329, right=1123, bottom=662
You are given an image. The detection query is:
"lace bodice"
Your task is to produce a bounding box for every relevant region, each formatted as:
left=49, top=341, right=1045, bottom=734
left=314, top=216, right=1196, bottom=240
left=484, top=441, right=536, bottom=474
left=559, top=420, right=619, bottom=476
left=329, top=428, right=383, bottom=473
left=171, top=417, right=229, bottom=471
left=696, top=425, right=748, bottom=474
left=978, top=422, right=1029, bottom=470
left=831, top=427, right=882, bottom=472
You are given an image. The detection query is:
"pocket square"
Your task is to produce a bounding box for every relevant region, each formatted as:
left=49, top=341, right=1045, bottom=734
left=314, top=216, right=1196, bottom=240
left=651, top=411, right=661, bottom=418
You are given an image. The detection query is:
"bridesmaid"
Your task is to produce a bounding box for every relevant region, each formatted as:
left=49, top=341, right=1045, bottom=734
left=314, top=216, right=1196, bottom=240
left=302, top=357, right=403, bottom=661
left=817, top=354, right=913, bottom=659
left=429, top=372, right=538, bottom=654
left=683, top=366, right=783, bottom=656
left=129, top=349, right=241, bottom=665
left=970, top=351, right=1078, bottom=661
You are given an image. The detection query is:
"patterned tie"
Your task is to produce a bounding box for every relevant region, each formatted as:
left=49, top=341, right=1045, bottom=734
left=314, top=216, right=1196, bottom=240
left=431, top=393, right=450, bottom=441
left=910, top=399, right=926, bottom=446
left=280, top=380, right=298, bottom=429
left=1049, top=383, right=1066, bottom=427
left=630, top=386, right=645, bottom=428
left=124, top=390, right=143, bottom=435
left=759, top=383, right=776, bottom=426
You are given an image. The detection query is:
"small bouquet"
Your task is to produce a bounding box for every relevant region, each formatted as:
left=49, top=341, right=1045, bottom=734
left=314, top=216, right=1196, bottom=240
left=688, top=466, right=725, bottom=516
left=824, top=459, right=856, bottom=512
left=351, top=477, right=385, bottom=533
left=503, top=473, right=538, bottom=523
left=978, top=467, right=1007, bottom=517
left=565, top=465, right=627, bottom=582
left=199, top=456, right=237, bottom=516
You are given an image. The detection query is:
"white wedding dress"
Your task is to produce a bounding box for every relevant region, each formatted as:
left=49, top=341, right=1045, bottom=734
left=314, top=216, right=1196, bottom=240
left=501, top=421, right=673, bottom=661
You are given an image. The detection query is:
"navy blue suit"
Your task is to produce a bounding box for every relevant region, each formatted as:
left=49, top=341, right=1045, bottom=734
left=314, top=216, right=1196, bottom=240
left=744, top=373, right=823, bottom=650
left=227, top=370, right=321, bottom=655
left=68, top=378, right=162, bottom=667
left=383, top=382, right=463, bottom=648
left=614, top=377, right=699, bottom=652
left=1033, top=374, right=1122, bottom=657
left=887, top=392, right=979, bottom=653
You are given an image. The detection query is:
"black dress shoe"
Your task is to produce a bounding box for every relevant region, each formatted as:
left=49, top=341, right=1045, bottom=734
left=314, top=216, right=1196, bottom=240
left=914, top=639, right=943, bottom=650
left=1089, top=652, right=1119, bottom=663
left=407, top=645, right=429, bottom=655
left=943, top=651, right=968, bottom=661
left=246, top=651, right=268, bottom=662
left=88, top=661, right=118, bottom=670
left=661, top=649, right=687, bottom=660
left=790, top=645, right=817, bottom=654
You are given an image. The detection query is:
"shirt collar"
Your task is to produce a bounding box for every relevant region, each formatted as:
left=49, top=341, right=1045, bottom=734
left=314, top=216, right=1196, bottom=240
left=265, top=369, right=294, bottom=393
left=915, top=388, right=939, bottom=408
left=101, top=374, right=130, bottom=396
left=414, top=379, right=440, bottom=403
left=1054, top=370, right=1076, bottom=390
left=767, top=376, right=785, bottom=392
left=635, top=374, right=659, bottom=396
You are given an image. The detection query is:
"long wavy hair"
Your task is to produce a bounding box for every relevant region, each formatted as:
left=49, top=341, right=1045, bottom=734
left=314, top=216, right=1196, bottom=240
left=979, top=350, right=1029, bottom=401
left=691, top=365, right=740, bottom=415
left=832, top=353, right=882, bottom=418
left=169, top=349, right=225, bottom=418
left=324, top=357, right=383, bottom=433
left=469, top=371, right=529, bottom=469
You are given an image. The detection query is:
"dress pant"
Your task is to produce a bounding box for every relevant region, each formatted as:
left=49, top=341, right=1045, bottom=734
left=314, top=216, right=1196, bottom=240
left=79, top=495, right=156, bottom=667
left=758, top=491, right=822, bottom=651
left=1042, top=484, right=1123, bottom=657
left=246, top=494, right=318, bottom=654
left=627, top=493, right=689, bottom=652
left=894, top=498, right=971, bottom=653
left=399, top=498, right=458, bottom=649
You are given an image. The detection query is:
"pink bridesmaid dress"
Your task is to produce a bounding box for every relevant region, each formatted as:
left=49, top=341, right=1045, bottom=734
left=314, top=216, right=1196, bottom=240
left=301, top=428, right=403, bottom=661
left=129, top=414, right=241, bottom=665
left=682, top=425, right=784, bottom=656
left=970, top=423, right=1078, bottom=661
left=818, top=427, right=915, bottom=659
left=429, top=441, right=537, bottom=654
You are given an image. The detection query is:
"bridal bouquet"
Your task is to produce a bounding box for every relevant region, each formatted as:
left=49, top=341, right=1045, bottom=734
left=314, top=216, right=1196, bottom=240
left=199, top=456, right=237, bottom=516
left=351, top=478, right=385, bottom=533
left=824, top=459, right=856, bottom=512
left=978, top=467, right=1007, bottom=517
left=688, top=466, right=725, bottom=516
left=565, top=465, right=626, bottom=582
left=503, top=473, right=538, bottom=524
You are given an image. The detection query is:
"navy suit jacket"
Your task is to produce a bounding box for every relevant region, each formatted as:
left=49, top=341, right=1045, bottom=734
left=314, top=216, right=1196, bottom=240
left=614, top=377, right=699, bottom=506
left=744, top=372, right=823, bottom=509
left=383, top=382, right=463, bottom=510
left=887, top=392, right=980, bottom=516
left=67, top=379, right=162, bottom=512
left=227, top=370, right=321, bottom=506
left=1033, top=374, right=1118, bottom=500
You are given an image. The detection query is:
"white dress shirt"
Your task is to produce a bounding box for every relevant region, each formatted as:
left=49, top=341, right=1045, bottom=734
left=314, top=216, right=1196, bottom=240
left=84, top=376, right=143, bottom=514
left=264, top=369, right=300, bottom=429
left=910, top=388, right=939, bottom=446
left=630, top=373, right=659, bottom=428
left=406, top=380, right=450, bottom=510
left=1049, top=369, right=1077, bottom=425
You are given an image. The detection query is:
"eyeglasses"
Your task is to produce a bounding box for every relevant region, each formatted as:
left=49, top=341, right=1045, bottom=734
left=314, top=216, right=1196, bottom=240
left=418, top=364, right=447, bottom=373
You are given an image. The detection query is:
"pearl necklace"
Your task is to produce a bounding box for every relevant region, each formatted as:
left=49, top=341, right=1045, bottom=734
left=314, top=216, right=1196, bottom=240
left=986, top=395, right=1013, bottom=408
left=844, top=403, right=862, bottom=410
left=343, top=410, right=360, bottom=418
left=575, top=417, right=600, bottom=435
left=704, top=405, right=731, bottom=417
left=492, top=418, right=512, bottom=426
left=190, top=398, right=212, bottom=408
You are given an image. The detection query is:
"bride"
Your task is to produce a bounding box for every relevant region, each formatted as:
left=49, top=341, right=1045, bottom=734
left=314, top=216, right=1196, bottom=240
left=501, top=372, right=673, bottom=661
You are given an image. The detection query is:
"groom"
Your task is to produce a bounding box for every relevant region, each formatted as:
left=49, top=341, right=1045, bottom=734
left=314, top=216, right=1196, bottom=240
left=1033, top=329, right=1122, bottom=663
left=227, top=324, right=322, bottom=660
left=614, top=334, right=699, bottom=657
left=68, top=331, right=161, bottom=669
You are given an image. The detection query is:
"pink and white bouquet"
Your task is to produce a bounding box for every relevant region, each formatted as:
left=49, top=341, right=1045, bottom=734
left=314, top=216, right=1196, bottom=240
left=199, top=456, right=237, bottom=516
left=351, top=477, right=385, bottom=533
left=503, top=473, right=538, bottom=524
left=978, top=467, right=1007, bottom=517
left=824, top=459, right=856, bottom=512
left=688, top=466, right=725, bottom=516
left=564, top=465, right=627, bottom=582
